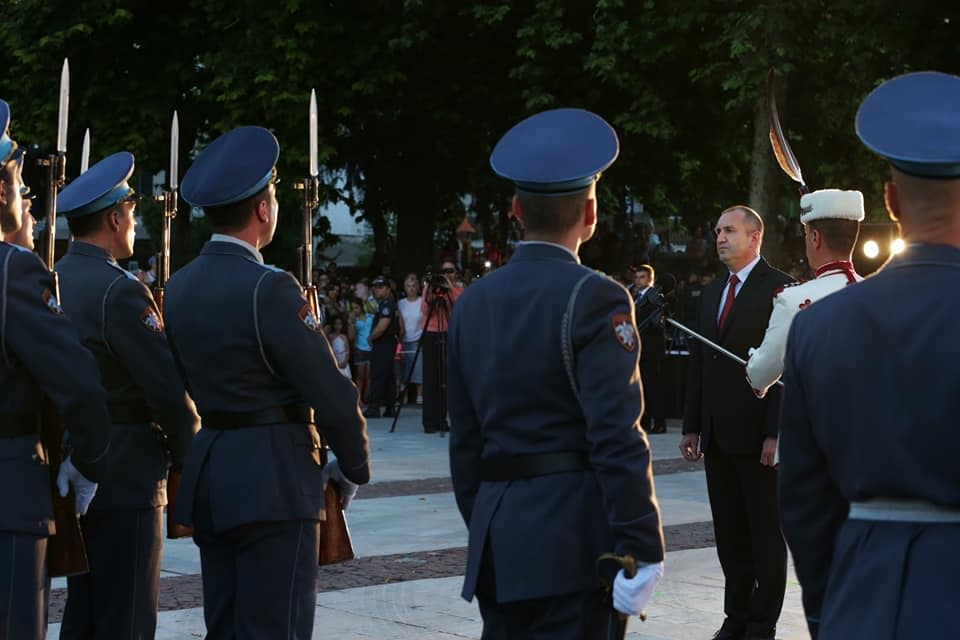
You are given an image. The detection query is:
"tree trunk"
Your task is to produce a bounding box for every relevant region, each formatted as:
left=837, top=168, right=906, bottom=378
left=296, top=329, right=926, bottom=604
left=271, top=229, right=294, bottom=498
left=394, top=190, right=436, bottom=279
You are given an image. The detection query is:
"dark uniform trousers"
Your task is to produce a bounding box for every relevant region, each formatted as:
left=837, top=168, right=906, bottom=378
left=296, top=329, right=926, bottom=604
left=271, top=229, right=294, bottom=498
left=61, top=508, right=163, bottom=640
left=477, top=590, right=610, bottom=640
left=191, top=465, right=319, bottom=640
left=421, top=331, right=446, bottom=431
left=0, top=532, right=47, bottom=640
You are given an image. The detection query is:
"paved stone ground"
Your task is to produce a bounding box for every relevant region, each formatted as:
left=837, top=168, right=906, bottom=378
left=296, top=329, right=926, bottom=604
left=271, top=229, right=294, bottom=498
left=46, top=416, right=811, bottom=638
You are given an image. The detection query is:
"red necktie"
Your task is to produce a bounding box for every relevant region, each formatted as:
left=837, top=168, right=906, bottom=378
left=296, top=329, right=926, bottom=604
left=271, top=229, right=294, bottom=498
left=717, top=274, right=740, bottom=333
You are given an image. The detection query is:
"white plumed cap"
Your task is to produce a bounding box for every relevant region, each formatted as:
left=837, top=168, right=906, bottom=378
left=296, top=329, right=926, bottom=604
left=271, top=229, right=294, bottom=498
left=799, top=189, right=865, bottom=224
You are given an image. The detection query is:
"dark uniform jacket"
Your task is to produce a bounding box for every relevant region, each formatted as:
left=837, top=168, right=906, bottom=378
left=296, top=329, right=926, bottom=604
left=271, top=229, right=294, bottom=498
left=779, top=243, right=960, bottom=639
left=0, top=242, right=110, bottom=534
left=56, top=241, right=200, bottom=510
left=682, top=258, right=792, bottom=454
left=447, top=242, right=664, bottom=603
left=163, top=240, right=370, bottom=533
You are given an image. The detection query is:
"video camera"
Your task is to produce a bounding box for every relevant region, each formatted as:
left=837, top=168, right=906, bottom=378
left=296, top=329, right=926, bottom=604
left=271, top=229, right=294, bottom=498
left=424, top=270, right=453, bottom=296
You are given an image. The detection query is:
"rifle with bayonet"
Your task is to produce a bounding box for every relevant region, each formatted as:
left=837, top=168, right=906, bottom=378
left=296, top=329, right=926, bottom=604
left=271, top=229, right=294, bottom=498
left=37, top=58, right=90, bottom=577
left=297, top=89, right=355, bottom=565
left=155, top=111, right=192, bottom=540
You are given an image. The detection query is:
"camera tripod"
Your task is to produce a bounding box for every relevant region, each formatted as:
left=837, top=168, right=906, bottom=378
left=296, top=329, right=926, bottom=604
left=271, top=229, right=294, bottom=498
left=389, top=288, right=451, bottom=435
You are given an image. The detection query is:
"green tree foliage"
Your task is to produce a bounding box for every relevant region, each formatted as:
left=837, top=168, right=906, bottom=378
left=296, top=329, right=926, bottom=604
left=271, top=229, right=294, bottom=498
left=1, top=1, right=957, bottom=275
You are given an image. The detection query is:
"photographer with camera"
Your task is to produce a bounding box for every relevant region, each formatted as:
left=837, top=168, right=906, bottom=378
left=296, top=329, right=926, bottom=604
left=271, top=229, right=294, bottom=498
left=420, top=260, right=463, bottom=433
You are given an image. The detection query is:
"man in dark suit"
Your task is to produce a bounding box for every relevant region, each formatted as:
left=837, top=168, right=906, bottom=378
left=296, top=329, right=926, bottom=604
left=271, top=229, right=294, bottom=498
left=448, top=108, right=665, bottom=639
left=680, top=205, right=792, bottom=640
left=163, top=126, right=371, bottom=639
left=780, top=71, right=960, bottom=640
left=55, top=152, right=201, bottom=639
left=633, top=264, right=667, bottom=434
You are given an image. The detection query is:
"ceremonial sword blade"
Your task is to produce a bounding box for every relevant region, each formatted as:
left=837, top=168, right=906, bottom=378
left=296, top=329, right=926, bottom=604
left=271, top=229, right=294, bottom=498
left=766, top=68, right=808, bottom=193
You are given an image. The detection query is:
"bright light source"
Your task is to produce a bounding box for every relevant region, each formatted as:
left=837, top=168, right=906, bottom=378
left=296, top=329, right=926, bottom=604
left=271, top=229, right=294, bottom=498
left=890, top=238, right=905, bottom=254
left=863, top=240, right=880, bottom=259
left=483, top=260, right=492, bottom=268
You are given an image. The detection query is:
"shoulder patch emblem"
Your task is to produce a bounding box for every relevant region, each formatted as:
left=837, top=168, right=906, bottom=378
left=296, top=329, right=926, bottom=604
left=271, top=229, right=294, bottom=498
left=42, top=288, right=64, bottom=315
left=140, top=307, right=164, bottom=333
left=798, top=298, right=812, bottom=310
left=611, top=313, right=637, bottom=352
left=299, top=303, right=324, bottom=334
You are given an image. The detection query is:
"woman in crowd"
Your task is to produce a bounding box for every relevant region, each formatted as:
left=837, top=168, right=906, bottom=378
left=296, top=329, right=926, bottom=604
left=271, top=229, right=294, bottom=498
left=397, top=273, right=425, bottom=404
left=350, top=298, right=374, bottom=406
left=328, top=315, right=352, bottom=379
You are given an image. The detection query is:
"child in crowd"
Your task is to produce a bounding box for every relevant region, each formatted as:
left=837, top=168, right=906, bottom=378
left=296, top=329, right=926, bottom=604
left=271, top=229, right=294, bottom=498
left=328, top=315, right=351, bottom=379
left=350, top=298, right=373, bottom=406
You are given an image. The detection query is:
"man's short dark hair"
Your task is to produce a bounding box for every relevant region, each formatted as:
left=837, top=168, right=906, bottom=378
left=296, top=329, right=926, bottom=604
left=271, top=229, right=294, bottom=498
left=516, top=190, right=588, bottom=236
left=203, top=185, right=269, bottom=231
left=67, top=209, right=109, bottom=238
left=636, top=264, right=655, bottom=280
left=807, top=218, right=861, bottom=254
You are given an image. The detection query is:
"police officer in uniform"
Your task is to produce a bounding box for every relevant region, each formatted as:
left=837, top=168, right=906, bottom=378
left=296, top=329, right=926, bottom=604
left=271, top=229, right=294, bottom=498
left=364, top=275, right=398, bottom=418
left=746, top=189, right=864, bottom=398
left=448, top=109, right=665, bottom=639
left=779, top=71, right=960, bottom=639
left=163, top=126, right=370, bottom=639
left=54, top=152, right=201, bottom=639
left=0, top=100, right=111, bottom=639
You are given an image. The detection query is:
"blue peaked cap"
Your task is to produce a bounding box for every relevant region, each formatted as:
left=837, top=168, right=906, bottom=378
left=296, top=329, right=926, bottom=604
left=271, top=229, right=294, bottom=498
left=856, top=71, right=960, bottom=179
left=58, top=151, right=136, bottom=218
left=181, top=126, right=279, bottom=208
left=490, top=108, right=619, bottom=196
left=0, top=100, right=18, bottom=165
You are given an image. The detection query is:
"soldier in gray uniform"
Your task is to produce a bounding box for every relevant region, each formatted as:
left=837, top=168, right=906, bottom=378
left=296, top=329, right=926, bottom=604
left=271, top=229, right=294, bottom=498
left=164, top=126, right=370, bottom=639
left=54, top=151, right=200, bottom=639
left=448, top=108, right=665, bottom=639
left=0, top=100, right=111, bottom=639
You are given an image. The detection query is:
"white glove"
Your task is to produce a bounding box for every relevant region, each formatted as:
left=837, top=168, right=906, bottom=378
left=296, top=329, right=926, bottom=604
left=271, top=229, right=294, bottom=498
left=613, top=561, right=664, bottom=616
left=56, top=456, right=98, bottom=516
left=320, top=459, right=359, bottom=510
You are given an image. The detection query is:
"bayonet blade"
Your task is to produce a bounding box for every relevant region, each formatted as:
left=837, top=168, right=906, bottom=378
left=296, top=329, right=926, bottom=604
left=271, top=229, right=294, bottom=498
left=309, top=89, right=318, bottom=177
left=170, top=111, right=179, bottom=189
left=57, top=59, right=69, bottom=153
left=80, top=128, right=90, bottom=173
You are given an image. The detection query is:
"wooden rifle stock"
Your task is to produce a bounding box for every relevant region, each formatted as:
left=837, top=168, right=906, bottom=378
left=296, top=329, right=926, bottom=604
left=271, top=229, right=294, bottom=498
left=39, top=151, right=89, bottom=576
left=303, top=285, right=356, bottom=565
left=41, top=395, right=89, bottom=577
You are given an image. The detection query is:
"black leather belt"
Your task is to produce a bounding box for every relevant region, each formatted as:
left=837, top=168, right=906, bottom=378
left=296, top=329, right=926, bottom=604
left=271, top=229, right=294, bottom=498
left=108, top=402, right=154, bottom=424
left=480, top=451, right=590, bottom=482
left=202, top=404, right=314, bottom=430
left=0, top=414, right=39, bottom=438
